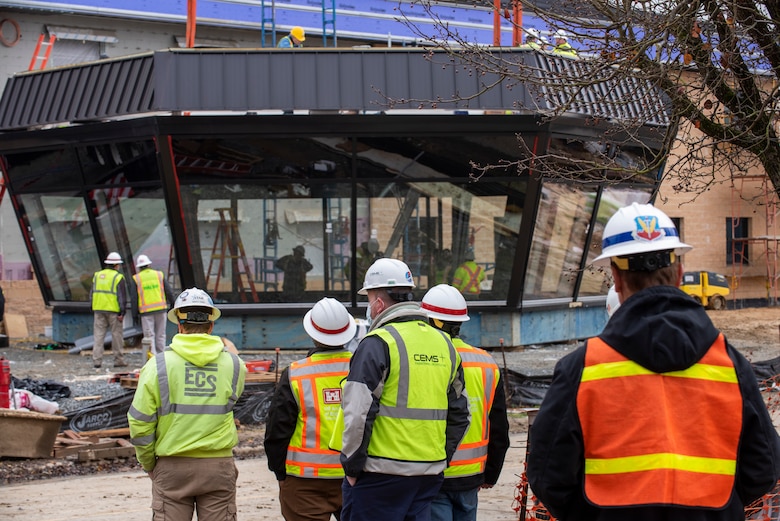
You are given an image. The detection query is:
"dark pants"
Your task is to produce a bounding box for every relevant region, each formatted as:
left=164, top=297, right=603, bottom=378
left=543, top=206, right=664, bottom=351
left=279, top=475, right=342, bottom=521
left=341, top=472, right=444, bottom=521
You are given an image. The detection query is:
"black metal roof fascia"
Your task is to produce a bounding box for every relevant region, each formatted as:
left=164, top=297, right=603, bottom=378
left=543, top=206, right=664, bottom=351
left=0, top=48, right=671, bottom=132
left=0, top=53, right=156, bottom=131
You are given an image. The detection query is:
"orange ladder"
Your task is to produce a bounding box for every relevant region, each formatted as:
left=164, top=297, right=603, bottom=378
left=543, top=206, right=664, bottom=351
left=28, top=34, right=56, bottom=71
left=207, top=207, right=259, bottom=303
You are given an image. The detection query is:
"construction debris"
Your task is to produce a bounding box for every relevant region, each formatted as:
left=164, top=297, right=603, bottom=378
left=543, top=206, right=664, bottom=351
left=53, top=429, right=135, bottom=461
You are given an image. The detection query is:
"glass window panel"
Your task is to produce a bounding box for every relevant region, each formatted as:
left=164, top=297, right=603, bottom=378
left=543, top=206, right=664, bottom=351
left=4, top=148, right=82, bottom=192
left=524, top=183, right=597, bottom=299
left=578, top=188, right=653, bottom=296
left=20, top=192, right=99, bottom=301
left=79, top=142, right=159, bottom=186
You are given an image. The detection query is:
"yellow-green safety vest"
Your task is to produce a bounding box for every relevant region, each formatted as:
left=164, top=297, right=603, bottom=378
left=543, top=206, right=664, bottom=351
left=286, top=350, right=352, bottom=478
left=365, top=321, right=460, bottom=464
left=92, top=268, right=123, bottom=312
left=133, top=269, right=167, bottom=313
left=445, top=339, right=499, bottom=478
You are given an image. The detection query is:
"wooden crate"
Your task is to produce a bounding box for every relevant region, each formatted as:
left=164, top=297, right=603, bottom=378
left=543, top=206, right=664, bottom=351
left=0, top=409, right=66, bottom=458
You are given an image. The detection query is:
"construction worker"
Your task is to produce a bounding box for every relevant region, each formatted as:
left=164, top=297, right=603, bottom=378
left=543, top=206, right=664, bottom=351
left=131, top=254, right=175, bottom=357
left=523, top=28, right=548, bottom=51
left=128, top=287, right=247, bottom=521
left=264, top=297, right=356, bottom=521
left=422, top=284, right=510, bottom=521
left=339, top=258, right=470, bottom=521
left=451, top=248, right=485, bottom=298
left=90, top=251, right=128, bottom=368
left=552, top=29, right=577, bottom=57
left=278, top=26, right=305, bottom=48
left=276, top=245, right=313, bottom=296
left=526, top=203, right=780, bottom=521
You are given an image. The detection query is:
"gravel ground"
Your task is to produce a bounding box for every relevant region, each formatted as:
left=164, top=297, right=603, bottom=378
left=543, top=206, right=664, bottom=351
left=1, top=305, right=778, bottom=485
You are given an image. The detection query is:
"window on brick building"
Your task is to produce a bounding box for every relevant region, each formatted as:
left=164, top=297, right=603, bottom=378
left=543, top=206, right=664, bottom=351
left=726, top=218, right=750, bottom=265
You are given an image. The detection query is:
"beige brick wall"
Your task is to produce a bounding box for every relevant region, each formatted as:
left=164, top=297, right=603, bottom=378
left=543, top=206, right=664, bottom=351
left=657, top=167, right=777, bottom=301
left=0, top=280, right=51, bottom=339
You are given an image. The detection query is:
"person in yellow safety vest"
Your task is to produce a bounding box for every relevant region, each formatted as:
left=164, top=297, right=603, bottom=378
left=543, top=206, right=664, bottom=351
left=90, top=251, right=128, bottom=369
left=422, top=284, right=510, bottom=521
left=128, top=287, right=247, bottom=521
left=526, top=203, right=780, bottom=521
left=132, top=254, right=175, bottom=357
left=338, top=258, right=470, bottom=521
left=451, top=248, right=485, bottom=298
left=278, top=26, right=305, bottom=48
left=521, top=28, right=548, bottom=51
left=552, top=30, right=578, bottom=57
left=264, top=297, right=357, bottom=521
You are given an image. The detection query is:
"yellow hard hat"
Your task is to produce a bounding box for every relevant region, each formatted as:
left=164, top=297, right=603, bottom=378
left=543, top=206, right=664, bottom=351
left=291, top=26, right=305, bottom=42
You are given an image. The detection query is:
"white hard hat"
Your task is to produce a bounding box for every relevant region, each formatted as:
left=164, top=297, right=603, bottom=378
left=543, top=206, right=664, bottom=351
left=135, top=254, right=152, bottom=269
left=358, top=258, right=415, bottom=295
left=167, top=287, right=221, bottom=324
left=527, top=28, right=540, bottom=39
left=422, top=284, right=470, bottom=322
left=554, top=29, right=569, bottom=40
left=303, top=297, right=357, bottom=346
left=593, top=203, right=692, bottom=267
left=104, top=252, right=123, bottom=265
left=606, top=285, right=621, bottom=317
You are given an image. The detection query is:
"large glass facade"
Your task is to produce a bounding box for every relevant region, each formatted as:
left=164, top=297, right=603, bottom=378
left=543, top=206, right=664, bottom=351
left=1, top=125, right=661, bottom=309
left=171, top=135, right=526, bottom=304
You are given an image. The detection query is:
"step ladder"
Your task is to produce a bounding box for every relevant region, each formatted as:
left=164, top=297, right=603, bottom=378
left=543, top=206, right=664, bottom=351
left=28, top=34, right=56, bottom=71
left=206, top=207, right=259, bottom=303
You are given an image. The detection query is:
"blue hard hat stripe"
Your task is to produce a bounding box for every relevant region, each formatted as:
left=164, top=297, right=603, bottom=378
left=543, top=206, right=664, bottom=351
left=602, top=227, right=679, bottom=249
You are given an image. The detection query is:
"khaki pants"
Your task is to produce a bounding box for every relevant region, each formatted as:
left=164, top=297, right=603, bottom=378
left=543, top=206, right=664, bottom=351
left=279, top=475, right=342, bottom=521
left=140, top=312, right=168, bottom=355
left=92, top=311, right=124, bottom=365
left=150, top=456, right=238, bottom=521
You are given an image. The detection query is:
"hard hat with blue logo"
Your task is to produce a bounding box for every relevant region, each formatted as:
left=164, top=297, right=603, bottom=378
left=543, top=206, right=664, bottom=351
left=358, top=258, right=415, bottom=295
left=593, top=203, right=692, bottom=271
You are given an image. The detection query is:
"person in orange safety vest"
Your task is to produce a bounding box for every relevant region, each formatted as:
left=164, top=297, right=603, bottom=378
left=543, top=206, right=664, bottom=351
left=451, top=248, right=485, bottom=298
left=526, top=203, right=780, bottom=521
left=264, top=297, right=356, bottom=521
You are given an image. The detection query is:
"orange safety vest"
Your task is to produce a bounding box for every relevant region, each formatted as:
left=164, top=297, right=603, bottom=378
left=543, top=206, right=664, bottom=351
left=577, top=334, right=741, bottom=508
left=453, top=261, right=484, bottom=295
left=286, top=349, right=351, bottom=478
left=132, top=269, right=167, bottom=313
left=445, top=338, right=499, bottom=477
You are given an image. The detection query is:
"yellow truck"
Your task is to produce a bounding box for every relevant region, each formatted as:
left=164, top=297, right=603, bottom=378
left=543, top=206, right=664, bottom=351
left=680, top=271, right=731, bottom=310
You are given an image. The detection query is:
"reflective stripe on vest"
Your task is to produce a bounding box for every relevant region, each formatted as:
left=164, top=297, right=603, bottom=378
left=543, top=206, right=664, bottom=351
left=155, top=349, right=243, bottom=417
left=577, top=334, right=740, bottom=508
left=286, top=350, right=351, bottom=478
left=133, top=269, right=167, bottom=313
left=92, top=269, right=123, bottom=312
left=365, top=322, right=459, bottom=464
left=445, top=339, right=499, bottom=478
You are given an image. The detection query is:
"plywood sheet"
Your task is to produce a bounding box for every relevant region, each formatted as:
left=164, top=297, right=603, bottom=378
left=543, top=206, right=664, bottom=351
left=4, top=313, right=28, bottom=338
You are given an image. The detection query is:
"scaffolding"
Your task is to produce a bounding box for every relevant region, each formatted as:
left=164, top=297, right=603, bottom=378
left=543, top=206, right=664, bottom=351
left=730, top=174, right=780, bottom=305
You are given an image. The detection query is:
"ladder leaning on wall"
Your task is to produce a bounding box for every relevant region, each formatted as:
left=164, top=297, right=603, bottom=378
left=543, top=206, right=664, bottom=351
left=207, top=207, right=259, bottom=303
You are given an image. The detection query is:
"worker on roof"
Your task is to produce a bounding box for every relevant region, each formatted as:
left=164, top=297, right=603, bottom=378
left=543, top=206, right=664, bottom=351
left=278, top=26, right=305, bottom=48
left=264, top=297, right=356, bottom=521
left=131, top=254, right=175, bottom=357
left=90, top=251, right=128, bottom=369
left=522, top=28, right=548, bottom=51
left=526, top=203, right=780, bottom=521
left=422, top=284, right=510, bottom=521
left=552, top=29, right=578, bottom=57
left=128, top=287, right=247, bottom=521
left=337, top=258, right=470, bottom=521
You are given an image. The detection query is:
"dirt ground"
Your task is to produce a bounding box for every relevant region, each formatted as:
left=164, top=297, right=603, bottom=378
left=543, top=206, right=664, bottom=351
left=0, top=305, right=778, bottom=520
